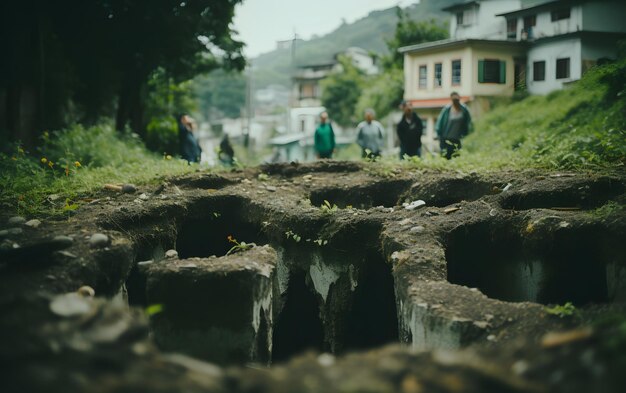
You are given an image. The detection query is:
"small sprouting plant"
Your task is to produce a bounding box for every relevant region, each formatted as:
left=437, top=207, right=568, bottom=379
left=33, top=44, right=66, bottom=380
left=285, top=230, right=302, bottom=243
left=313, top=238, right=329, bottom=246
left=226, top=235, right=253, bottom=255
left=145, top=304, right=164, bottom=316
left=545, top=302, right=579, bottom=318
left=320, top=200, right=338, bottom=215
left=62, top=198, right=79, bottom=219
left=212, top=212, right=221, bottom=218
left=258, top=173, right=269, bottom=181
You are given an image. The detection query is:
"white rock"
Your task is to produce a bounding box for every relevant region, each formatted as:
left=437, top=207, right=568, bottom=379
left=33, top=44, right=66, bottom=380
left=410, top=226, right=425, bottom=233
left=165, top=249, right=178, bottom=259
left=7, top=216, right=26, bottom=226
left=50, top=293, right=92, bottom=317
left=89, top=233, right=109, bottom=248
left=139, top=193, right=149, bottom=200
left=25, top=219, right=42, bottom=228
left=404, top=200, right=426, bottom=210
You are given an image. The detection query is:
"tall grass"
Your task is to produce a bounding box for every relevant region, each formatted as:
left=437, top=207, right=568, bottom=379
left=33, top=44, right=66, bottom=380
left=0, top=124, right=197, bottom=216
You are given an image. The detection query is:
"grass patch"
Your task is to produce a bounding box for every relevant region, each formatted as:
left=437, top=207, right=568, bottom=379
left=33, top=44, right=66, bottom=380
left=0, top=124, right=199, bottom=217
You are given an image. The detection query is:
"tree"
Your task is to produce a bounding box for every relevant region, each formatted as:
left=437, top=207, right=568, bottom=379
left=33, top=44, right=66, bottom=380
left=320, top=56, right=365, bottom=127
left=0, top=0, right=245, bottom=146
left=382, top=8, right=448, bottom=71
left=355, top=10, right=448, bottom=120
left=195, top=70, right=246, bottom=121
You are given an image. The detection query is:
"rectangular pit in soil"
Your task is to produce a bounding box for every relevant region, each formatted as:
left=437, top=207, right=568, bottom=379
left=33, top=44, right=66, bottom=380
left=445, top=223, right=625, bottom=306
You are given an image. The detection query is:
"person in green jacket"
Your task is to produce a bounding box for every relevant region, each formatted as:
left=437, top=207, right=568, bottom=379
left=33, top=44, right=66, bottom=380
left=314, top=111, right=336, bottom=159
left=435, top=92, right=472, bottom=160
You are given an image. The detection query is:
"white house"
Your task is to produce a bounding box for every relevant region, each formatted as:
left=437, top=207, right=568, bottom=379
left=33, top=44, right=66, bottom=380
left=497, top=0, right=626, bottom=94
left=400, top=0, right=626, bottom=150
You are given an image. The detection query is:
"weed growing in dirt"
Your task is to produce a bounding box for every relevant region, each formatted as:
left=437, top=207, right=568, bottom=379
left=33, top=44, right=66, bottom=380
left=320, top=200, right=338, bottom=215
left=226, top=235, right=253, bottom=255
left=545, top=302, right=579, bottom=318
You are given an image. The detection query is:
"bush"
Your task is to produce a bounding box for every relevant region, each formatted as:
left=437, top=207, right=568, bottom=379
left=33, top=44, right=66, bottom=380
left=146, top=116, right=179, bottom=156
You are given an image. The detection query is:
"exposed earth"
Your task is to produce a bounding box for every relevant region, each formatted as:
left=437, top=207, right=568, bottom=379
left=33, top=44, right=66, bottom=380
left=1, top=161, right=625, bottom=392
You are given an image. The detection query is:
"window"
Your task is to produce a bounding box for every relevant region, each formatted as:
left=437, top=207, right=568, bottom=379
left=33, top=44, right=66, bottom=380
left=451, top=60, right=462, bottom=85
left=522, top=14, right=536, bottom=39
left=533, top=61, right=546, bottom=81
left=523, top=15, right=536, bottom=28
left=556, top=58, right=570, bottom=79
left=507, top=19, right=517, bottom=39
left=478, top=59, right=506, bottom=84
left=418, top=65, right=427, bottom=89
left=551, top=8, right=570, bottom=21
left=434, top=63, right=442, bottom=87
left=456, top=12, right=464, bottom=26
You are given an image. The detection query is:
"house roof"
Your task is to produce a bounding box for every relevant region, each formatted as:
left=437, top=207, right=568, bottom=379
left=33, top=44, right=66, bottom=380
left=398, top=38, right=527, bottom=54
left=442, top=1, right=480, bottom=12
left=496, top=0, right=585, bottom=17
left=530, top=30, right=626, bottom=45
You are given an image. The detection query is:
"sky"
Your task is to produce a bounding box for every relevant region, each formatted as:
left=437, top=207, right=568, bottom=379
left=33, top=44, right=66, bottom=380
left=233, top=0, right=417, bottom=58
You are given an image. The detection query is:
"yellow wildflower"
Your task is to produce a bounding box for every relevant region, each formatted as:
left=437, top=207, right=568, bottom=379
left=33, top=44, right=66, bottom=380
left=48, top=160, right=54, bottom=168
left=165, top=155, right=172, bottom=160
left=41, top=157, right=47, bottom=164
left=74, top=161, right=81, bottom=168
left=17, top=147, right=24, bottom=154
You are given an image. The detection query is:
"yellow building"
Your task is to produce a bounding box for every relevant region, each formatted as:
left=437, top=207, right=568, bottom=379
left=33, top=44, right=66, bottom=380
left=400, top=39, right=527, bottom=151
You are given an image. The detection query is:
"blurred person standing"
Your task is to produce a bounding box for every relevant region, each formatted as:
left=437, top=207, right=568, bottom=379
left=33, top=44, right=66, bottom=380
left=435, top=92, right=472, bottom=160
left=396, top=100, right=424, bottom=159
left=356, top=109, right=385, bottom=159
left=314, top=111, right=336, bottom=159
left=177, top=113, right=202, bottom=163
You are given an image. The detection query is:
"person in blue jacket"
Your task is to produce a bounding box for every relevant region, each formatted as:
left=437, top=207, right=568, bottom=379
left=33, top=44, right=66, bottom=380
left=177, top=114, right=202, bottom=163
left=435, top=92, right=472, bottom=160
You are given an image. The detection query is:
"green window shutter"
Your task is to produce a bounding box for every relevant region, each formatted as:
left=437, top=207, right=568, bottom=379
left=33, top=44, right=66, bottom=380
left=478, top=60, right=485, bottom=83
left=499, top=60, right=506, bottom=84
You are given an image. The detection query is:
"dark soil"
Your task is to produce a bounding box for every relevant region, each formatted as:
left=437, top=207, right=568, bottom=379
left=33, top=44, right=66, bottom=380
left=1, top=160, right=625, bottom=392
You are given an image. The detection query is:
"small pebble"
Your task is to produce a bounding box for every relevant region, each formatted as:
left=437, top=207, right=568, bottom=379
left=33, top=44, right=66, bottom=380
left=77, top=285, right=96, bottom=297
left=8, top=228, right=23, bottom=235
left=89, top=233, right=109, bottom=248
left=410, top=225, right=425, bottom=233
left=8, top=216, right=26, bottom=226
left=121, top=184, right=137, bottom=193
left=266, top=185, right=277, bottom=192
left=165, top=249, right=178, bottom=259
left=25, top=219, right=42, bottom=228
left=0, top=229, right=8, bottom=238
left=139, top=193, right=149, bottom=200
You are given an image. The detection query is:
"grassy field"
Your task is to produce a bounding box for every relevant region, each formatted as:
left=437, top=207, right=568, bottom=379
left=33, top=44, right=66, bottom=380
left=1, top=59, right=624, bottom=217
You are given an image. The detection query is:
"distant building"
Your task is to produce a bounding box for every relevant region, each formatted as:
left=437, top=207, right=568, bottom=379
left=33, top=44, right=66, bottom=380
left=400, top=0, right=626, bottom=151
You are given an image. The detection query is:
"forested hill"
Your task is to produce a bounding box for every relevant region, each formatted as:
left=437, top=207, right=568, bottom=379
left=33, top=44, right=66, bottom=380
left=251, top=0, right=458, bottom=88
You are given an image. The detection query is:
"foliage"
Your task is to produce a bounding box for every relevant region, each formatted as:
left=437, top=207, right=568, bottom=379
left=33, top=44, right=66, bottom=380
left=145, top=117, right=179, bottom=156
left=356, top=68, right=405, bottom=120
left=321, top=56, right=366, bottom=127
left=194, top=69, right=247, bottom=121
left=0, top=124, right=196, bottom=216
left=320, top=200, right=338, bottom=215
left=544, top=302, right=579, bottom=318
left=1, top=0, right=245, bottom=143
left=226, top=235, right=254, bottom=255
left=464, top=58, right=626, bottom=169
left=382, top=10, right=449, bottom=71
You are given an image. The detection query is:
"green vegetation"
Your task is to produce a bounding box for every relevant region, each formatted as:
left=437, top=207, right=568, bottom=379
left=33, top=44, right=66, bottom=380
left=0, top=124, right=197, bottom=217
left=544, top=302, right=579, bottom=318
left=321, top=57, right=367, bottom=127
left=358, top=57, right=625, bottom=172
left=320, top=200, right=339, bottom=215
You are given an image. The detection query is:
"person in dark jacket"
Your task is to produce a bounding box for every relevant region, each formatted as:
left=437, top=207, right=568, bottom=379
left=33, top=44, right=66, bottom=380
left=396, top=100, right=424, bottom=159
left=314, top=111, right=336, bottom=159
left=218, top=134, right=235, bottom=166
left=177, top=113, right=202, bottom=163
left=435, top=92, right=472, bottom=160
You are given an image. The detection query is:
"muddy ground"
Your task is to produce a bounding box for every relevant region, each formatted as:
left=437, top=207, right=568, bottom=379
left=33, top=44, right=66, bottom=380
left=1, top=161, right=625, bottom=392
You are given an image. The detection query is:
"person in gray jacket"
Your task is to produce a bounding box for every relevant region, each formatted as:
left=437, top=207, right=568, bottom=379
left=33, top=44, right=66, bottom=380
left=356, top=108, right=385, bottom=159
